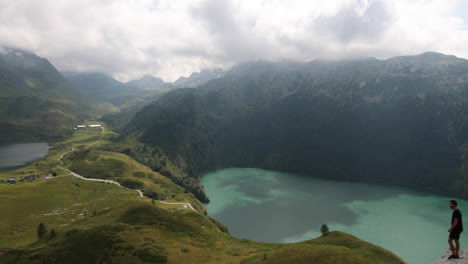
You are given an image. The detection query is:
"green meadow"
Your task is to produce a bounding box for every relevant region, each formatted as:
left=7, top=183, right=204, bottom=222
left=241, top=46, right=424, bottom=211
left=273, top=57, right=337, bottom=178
left=0, top=124, right=406, bottom=264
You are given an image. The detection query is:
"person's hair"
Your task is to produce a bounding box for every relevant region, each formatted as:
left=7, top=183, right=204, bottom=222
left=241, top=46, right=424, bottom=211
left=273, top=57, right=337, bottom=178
left=450, top=200, right=458, bottom=206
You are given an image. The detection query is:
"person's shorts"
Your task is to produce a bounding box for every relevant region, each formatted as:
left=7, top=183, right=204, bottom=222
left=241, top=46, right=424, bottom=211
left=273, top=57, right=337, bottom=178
left=450, top=232, right=461, bottom=240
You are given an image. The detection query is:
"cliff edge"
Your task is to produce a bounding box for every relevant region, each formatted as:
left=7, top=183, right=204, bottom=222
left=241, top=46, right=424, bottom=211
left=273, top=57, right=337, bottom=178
left=432, top=250, right=468, bottom=264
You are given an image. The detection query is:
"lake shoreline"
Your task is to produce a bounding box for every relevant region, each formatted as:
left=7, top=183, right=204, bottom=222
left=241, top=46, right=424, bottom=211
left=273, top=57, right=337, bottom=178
left=202, top=167, right=461, bottom=264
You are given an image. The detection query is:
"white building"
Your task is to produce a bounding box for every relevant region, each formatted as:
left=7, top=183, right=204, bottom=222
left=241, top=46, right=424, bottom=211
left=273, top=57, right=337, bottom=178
left=88, top=124, right=102, bottom=128
left=76, top=125, right=86, bottom=129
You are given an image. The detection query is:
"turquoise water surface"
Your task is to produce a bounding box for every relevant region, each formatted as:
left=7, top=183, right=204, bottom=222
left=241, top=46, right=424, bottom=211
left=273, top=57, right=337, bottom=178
left=202, top=168, right=466, bottom=264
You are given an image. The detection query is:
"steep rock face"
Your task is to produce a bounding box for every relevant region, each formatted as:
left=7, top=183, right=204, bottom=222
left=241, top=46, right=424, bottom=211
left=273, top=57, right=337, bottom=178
left=431, top=250, right=468, bottom=264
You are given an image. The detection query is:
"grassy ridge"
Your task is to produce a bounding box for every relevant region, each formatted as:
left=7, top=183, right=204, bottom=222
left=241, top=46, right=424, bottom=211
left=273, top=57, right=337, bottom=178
left=242, top=231, right=405, bottom=264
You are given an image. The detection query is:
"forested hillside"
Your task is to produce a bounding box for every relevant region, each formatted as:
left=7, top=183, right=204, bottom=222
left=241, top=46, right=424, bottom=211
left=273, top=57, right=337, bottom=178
left=116, top=52, right=468, bottom=200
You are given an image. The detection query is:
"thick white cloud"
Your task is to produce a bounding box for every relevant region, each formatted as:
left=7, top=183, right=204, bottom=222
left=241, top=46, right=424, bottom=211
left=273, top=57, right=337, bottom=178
left=0, top=0, right=467, bottom=81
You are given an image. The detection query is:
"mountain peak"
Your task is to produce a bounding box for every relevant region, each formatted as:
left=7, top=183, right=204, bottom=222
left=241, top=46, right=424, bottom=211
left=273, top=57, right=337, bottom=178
left=383, top=51, right=467, bottom=73
left=172, top=68, right=227, bottom=88
left=414, top=51, right=461, bottom=61
left=140, top=74, right=162, bottom=81
left=126, top=74, right=166, bottom=90
left=387, top=51, right=462, bottom=63
left=0, top=48, right=56, bottom=71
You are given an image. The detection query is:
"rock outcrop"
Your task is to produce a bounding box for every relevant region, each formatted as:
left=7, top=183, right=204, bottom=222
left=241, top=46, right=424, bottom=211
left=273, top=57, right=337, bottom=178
left=432, top=250, right=468, bottom=264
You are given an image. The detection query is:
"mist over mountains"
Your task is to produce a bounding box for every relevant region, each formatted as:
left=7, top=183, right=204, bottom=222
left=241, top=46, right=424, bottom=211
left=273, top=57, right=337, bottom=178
left=0, top=48, right=226, bottom=143
left=3, top=47, right=468, bottom=200
left=2, top=47, right=468, bottom=264
left=3, top=1, right=468, bottom=263
left=113, top=52, right=468, bottom=201
left=63, top=68, right=226, bottom=108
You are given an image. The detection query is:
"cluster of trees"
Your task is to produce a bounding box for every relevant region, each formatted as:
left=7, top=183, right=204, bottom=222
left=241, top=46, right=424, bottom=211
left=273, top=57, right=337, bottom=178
left=37, top=223, right=56, bottom=241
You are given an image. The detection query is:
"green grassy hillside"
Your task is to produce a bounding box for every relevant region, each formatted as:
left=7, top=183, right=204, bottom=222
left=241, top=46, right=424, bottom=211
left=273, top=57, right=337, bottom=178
left=0, top=49, right=118, bottom=143
left=0, top=177, right=405, bottom=264
left=0, top=124, right=405, bottom=264
left=0, top=96, right=80, bottom=143
left=242, top=231, right=405, bottom=264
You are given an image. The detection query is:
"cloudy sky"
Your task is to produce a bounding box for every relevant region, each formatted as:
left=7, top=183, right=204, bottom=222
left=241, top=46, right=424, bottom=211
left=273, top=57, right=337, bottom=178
left=1, top=0, right=468, bottom=82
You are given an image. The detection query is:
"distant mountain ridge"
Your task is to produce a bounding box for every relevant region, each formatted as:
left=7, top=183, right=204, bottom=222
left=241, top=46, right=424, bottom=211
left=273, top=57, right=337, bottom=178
left=0, top=48, right=95, bottom=143
left=114, top=51, right=468, bottom=202
left=126, top=74, right=167, bottom=90
left=172, top=68, right=226, bottom=88
left=63, top=68, right=226, bottom=109
left=0, top=48, right=84, bottom=100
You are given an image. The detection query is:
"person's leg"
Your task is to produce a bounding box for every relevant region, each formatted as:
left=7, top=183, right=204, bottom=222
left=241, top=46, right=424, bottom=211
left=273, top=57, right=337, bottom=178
left=455, top=239, right=460, bottom=256
left=449, top=238, right=456, bottom=256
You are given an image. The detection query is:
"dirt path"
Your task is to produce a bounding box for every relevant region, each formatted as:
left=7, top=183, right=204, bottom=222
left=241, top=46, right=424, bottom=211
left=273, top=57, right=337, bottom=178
left=65, top=169, right=143, bottom=197
left=157, top=201, right=198, bottom=212
left=54, top=126, right=199, bottom=213
left=56, top=127, right=143, bottom=197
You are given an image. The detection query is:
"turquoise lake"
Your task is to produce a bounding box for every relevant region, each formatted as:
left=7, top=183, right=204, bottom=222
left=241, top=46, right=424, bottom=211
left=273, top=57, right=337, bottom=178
left=0, top=143, right=50, bottom=170
left=201, top=168, right=466, bottom=264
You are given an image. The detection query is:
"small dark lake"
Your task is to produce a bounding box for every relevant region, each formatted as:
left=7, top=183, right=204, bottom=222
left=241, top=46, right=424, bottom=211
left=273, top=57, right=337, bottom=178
left=0, top=143, right=50, bottom=171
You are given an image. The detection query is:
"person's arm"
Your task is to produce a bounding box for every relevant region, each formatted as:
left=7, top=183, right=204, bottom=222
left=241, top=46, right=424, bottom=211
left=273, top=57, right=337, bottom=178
left=449, top=218, right=459, bottom=232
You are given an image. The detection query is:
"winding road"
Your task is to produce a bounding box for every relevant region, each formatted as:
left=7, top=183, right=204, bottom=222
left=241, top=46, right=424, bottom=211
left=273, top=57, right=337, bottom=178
left=55, top=126, right=199, bottom=213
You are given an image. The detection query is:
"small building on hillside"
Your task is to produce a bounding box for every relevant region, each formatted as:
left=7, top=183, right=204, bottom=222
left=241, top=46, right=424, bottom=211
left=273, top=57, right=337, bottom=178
left=20, top=175, right=36, bottom=182
left=181, top=205, right=188, bottom=211
left=7, top=176, right=17, bottom=184
left=76, top=125, right=86, bottom=129
left=87, top=124, right=102, bottom=128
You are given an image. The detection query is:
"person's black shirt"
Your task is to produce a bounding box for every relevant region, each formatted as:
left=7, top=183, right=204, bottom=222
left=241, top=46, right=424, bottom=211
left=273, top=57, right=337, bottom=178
left=452, top=209, right=464, bottom=233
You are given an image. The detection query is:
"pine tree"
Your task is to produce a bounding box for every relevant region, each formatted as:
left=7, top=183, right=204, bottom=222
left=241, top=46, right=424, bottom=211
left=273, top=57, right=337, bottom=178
left=320, top=224, right=329, bottom=236
left=50, top=228, right=57, bottom=238
left=37, top=223, right=47, bottom=240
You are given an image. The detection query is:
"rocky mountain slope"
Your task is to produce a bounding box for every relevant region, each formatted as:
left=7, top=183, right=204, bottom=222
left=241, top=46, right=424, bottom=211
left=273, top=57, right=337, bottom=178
left=115, top=52, right=468, bottom=201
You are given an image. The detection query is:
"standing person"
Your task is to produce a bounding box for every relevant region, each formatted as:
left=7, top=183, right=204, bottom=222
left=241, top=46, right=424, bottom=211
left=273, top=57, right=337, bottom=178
left=448, top=200, right=463, bottom=259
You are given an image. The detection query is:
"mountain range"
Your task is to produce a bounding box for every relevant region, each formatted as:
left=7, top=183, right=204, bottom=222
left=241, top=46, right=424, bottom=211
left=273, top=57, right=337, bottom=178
left=112, top=52, right=468, bottom=201
left=3, top=48, right=459, bottom=264
left=63, top=68, right=226, bottom=108
left=0, top=48, right=225, bottom=143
